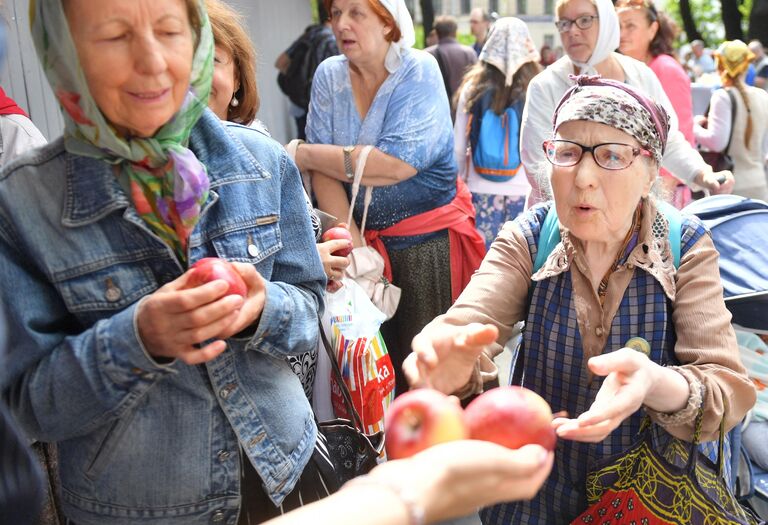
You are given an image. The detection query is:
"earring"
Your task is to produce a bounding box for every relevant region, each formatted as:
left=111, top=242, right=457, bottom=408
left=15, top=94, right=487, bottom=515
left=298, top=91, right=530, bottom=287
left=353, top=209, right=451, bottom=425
left=230, top=95, right=239, bottom=107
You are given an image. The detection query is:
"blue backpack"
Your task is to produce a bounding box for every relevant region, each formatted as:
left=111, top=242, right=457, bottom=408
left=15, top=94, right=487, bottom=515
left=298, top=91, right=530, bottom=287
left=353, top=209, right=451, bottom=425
left=467, top=92, right=524, bottom=182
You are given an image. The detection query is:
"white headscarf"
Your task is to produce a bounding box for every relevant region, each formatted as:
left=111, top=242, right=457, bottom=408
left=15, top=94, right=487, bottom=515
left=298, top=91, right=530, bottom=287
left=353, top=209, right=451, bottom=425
left=569, top=0, right=620, bottom=73
left=378, top=0, right=416, bottom=73
left=479, top=17, right=540, bottom=86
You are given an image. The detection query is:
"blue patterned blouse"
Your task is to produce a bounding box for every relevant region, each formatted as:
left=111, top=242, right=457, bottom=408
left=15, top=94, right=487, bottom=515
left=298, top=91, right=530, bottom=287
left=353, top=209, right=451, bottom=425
left=306, top=48, right=457, bottom=250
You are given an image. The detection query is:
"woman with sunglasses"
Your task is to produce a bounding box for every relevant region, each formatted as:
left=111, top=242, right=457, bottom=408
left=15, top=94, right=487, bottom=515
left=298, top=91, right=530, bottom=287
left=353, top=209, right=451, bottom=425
left=617, top=0, right=695, bottom=208
left=520, top=0, right=734, bottom=208
left=403, top=77, right=754, bottom=523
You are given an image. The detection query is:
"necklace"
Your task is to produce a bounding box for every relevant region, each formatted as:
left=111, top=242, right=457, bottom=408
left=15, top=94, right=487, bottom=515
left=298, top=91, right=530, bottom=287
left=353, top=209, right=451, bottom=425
left=597, top=204, right=642, bottom=305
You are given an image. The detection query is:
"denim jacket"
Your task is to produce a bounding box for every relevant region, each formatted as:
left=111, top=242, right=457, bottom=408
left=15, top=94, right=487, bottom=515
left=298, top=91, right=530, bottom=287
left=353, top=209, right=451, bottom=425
left=0, top=110, right=326, bottom=525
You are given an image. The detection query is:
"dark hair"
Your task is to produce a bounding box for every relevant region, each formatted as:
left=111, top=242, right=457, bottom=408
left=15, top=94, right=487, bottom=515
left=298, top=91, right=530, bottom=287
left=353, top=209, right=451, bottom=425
left=457, top=60, right=542, bottom=115
left=433, top=16, right=458, bottom=39
left=648, top=10, right=678, bottom=58
left=324, top=0, right=402, bottom=43
left=206, top=0, right=259, bottom=124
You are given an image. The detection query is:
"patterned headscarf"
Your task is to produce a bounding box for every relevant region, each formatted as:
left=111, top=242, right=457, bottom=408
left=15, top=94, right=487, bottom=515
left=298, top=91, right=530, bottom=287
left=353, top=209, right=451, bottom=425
left=552, top=75, right=670, bottom=164
left=479, top=17, right=539, bottom=86
left=567, top=0, right=620, bottom=73
left=30, top=0, right=214, bottom=264
left=715, top=40, right=755, bottom=80
left=377, top=0, right=416, bottom=73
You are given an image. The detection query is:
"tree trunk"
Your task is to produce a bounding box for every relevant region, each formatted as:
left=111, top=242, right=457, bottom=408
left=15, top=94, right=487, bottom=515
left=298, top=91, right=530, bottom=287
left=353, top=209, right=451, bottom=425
left=679, top=0, right=705, bottom=44
left=721, top=0, right=744, bottom=41
left=420, top=0, right=434, bottom=44
left=749, top=0, right=768, bottom=43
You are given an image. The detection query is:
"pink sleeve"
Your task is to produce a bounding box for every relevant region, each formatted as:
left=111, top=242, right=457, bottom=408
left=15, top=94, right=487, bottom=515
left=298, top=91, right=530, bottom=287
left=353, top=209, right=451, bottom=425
left=650, top=55, right=695, bottom=146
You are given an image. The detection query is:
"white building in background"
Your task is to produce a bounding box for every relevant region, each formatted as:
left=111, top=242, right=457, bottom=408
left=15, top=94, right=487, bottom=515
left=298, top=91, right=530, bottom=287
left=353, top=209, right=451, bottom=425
left=408, top=0, right=559, bottom=54
left=0, top=1, right=313, bottom=144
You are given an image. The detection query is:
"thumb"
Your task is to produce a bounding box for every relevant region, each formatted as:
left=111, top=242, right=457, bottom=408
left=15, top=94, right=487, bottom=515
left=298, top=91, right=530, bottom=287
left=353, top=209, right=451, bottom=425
left=588, top=348, right=645, bottom=377
left=457, top=323, right=499, bottom=347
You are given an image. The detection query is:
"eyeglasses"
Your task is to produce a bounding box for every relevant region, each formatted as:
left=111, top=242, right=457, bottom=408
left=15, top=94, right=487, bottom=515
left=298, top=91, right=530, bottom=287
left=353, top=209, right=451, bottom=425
left=543, top=139, right=652, bottom=170
left=554, top=15, right=599, bottom=33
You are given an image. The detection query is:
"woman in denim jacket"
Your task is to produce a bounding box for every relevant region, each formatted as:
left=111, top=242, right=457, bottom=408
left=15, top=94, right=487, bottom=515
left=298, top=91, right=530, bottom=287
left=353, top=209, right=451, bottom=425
left=0, top=1, right=328, bottom=524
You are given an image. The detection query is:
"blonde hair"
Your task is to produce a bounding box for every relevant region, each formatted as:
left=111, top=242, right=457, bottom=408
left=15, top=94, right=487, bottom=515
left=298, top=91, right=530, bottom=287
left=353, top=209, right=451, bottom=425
left=206, top=0, right=259, bottom=124
left=556, top=0, right=597, bottom=17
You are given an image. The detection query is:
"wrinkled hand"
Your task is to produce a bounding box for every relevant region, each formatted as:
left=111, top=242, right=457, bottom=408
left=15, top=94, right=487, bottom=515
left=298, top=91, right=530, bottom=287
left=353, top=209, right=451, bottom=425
left=696, top=169, right=734, bottom=195
left=364, top=440, right=553, bottom=523
left=136, top=263, right=266, bottom=365
left=552, top=348, right=654, bottom=443
left=404, top=323, right=499, bottom=395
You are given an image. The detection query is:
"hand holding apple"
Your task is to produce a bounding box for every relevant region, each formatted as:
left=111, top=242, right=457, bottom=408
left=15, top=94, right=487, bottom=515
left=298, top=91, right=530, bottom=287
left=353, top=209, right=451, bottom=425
left=188, top=257, right=248, bottom=297
left=385, top=389, right=467, bottom=460
left=321, top=226, right=353, bottom=257
left=464, top=386, right=557, bottom=451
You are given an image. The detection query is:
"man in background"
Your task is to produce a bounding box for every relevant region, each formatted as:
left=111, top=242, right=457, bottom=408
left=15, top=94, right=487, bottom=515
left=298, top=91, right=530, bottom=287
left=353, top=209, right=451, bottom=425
left=749, top=40, right=768, bottom=90
left=425, top=15, right=477, bottom=110
left=469, top=8, right=492, bottom=56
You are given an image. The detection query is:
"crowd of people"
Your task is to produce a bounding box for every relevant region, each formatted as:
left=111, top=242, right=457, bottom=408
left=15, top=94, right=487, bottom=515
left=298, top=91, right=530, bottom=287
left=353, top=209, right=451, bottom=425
left=0, top=0, right=765, bottom=524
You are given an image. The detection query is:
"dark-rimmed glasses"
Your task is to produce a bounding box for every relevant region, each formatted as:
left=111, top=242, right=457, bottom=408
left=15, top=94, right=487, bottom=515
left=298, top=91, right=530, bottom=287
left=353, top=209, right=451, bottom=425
left=543, top=139, right=652, bottom=170
left=554, top=15, right=599, bottom=33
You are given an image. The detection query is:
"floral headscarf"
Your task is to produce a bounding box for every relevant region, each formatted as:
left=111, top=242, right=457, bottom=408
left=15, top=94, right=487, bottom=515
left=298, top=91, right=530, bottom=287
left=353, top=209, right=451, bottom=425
left=479, top=17, right=540, bottom=87
left=715, top=40, right=755, bottom=80
left=30, top=0, right=214, bottom=264
left=553, top=75, right=670, bottom=164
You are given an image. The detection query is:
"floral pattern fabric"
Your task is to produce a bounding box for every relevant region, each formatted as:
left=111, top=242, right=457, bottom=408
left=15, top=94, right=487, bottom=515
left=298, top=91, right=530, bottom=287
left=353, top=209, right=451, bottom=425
left=30, top=0, right=215, bottom=263
left=471, top=193, right=526, bottom=250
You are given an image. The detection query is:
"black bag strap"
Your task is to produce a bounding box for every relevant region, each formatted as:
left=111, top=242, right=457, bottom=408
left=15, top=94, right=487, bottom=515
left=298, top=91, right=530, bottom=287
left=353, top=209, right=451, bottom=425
left=317, top=321, right=367, bottom=432
left=723, top=88, right=737, bottom=157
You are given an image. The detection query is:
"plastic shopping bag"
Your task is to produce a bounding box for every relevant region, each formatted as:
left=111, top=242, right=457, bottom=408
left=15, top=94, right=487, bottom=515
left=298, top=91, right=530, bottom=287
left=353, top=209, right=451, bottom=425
left=320, top=277, right=395, bottom=434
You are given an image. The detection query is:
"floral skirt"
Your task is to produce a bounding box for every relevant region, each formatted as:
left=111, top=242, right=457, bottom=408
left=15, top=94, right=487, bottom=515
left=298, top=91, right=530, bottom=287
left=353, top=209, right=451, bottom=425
left=472, top=192, right=526, bottom=250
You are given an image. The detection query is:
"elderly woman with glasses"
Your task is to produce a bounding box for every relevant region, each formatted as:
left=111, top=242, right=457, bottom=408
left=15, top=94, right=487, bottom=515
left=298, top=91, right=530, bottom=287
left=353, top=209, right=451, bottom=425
left=404, top=76, right=755, bottom=523
left=520, top=0, right=735, bottom=208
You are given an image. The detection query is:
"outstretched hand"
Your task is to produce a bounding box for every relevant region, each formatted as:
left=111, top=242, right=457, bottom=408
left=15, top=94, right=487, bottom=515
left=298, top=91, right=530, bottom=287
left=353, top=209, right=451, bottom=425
left=552, top=348, right=654, bottom=443
left=404, top=323, right=499, bottom=395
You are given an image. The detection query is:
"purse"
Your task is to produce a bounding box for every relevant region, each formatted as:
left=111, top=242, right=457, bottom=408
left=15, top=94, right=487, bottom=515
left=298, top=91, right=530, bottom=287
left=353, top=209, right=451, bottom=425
left=699, top=89, right=737, bottom=173
left=571, top=400, right=764, bottom=525
left=316, top=321, right=384, bottom=490
left=344, top=145, right=402, bottom=320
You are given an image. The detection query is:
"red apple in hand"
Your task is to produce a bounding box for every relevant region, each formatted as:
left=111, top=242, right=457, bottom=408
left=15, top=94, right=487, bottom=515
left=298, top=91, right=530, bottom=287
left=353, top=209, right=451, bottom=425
left=321, top=226, right=353, bottom=257
left=464, top=386, right=556, bottom=451
left=385, top=389, right=468, bottom=460
left=188, top=258, right=248, bottom=297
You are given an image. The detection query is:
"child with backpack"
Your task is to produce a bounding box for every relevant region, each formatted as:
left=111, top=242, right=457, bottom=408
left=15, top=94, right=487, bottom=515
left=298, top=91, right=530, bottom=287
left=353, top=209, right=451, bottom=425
left=454, top=18, right=542, bottom=249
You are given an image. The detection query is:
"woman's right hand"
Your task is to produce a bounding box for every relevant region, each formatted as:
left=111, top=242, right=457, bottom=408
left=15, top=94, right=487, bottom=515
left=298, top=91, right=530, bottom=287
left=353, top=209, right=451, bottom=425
left=136, top=272, right=244, bottom=365
left=316, top=239, right=352, bottom=284
left=404, top=323, right=499, bottom=394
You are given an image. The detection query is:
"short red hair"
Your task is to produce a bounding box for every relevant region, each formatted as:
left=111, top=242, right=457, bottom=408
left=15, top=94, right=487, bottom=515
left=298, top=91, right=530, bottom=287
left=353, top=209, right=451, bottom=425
left=324, top=0, right=403, bottom=43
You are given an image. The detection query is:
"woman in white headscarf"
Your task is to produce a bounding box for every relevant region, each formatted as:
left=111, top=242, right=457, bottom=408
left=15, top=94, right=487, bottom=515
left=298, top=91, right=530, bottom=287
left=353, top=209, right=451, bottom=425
left=454, top=17, right=542, bottom=249
left=294, top=0, right=486, bottom=396
left=519, top=0, right=735, bottom=206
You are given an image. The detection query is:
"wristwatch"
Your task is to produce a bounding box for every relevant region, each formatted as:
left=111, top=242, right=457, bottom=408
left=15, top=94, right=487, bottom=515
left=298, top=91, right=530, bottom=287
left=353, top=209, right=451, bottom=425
left=343, top=145, right=355, bottom=180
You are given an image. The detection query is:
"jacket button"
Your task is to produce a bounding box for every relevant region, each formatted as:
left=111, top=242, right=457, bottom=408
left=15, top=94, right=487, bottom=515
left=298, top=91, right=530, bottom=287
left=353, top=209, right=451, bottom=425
left=595, top=326, right=604, bottom=337
left=211, top=510, right=226, bottom=523
left=248, top=244, right=258, bottom=257
left=104, top=285, right=122, bottom=302
left=219, top=384, right=236, bottom=399
left=217, top=450, right=231, bottom=461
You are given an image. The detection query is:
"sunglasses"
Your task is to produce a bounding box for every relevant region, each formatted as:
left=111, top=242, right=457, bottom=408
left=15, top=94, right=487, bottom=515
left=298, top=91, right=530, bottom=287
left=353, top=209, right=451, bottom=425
left=615, top=0, right=659, bottom=20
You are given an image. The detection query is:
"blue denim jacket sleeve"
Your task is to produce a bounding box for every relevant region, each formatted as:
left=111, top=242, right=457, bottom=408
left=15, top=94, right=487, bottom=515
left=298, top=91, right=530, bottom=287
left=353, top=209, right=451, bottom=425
left=0, top=203, right=176, bottom=441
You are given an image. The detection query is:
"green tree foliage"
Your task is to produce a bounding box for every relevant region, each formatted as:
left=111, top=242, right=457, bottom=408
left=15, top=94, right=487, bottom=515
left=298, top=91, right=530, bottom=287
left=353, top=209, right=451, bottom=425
left=666, top=0, right=753, bottom=47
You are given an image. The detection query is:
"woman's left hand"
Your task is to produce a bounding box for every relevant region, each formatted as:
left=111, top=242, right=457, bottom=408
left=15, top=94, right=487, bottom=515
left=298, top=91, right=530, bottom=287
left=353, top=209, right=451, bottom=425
left=552, top=348, right=654, bottom=443
left=215, top=262, right=267, bottom=339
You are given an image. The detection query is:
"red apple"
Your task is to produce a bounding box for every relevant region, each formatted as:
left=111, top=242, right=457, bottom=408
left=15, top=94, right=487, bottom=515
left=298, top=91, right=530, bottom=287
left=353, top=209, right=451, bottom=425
left=385, top=388, right=468, bottom=460
left=464, top=386, right=556, bottom=451
left=188, top=258, right=248, bottom=297
left=321, top=226, right=353, bottom=257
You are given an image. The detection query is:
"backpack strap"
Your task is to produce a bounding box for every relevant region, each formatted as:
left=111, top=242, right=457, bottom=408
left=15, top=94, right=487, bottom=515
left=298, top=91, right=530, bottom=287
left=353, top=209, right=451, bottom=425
left=533, top=201, right=682, bottom=273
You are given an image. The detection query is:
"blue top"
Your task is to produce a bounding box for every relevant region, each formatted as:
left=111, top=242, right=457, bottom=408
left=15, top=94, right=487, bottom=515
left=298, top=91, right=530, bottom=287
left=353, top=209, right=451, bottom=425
left=306, top=49, right=457, bottom=250
left=0, top=110, right=326, bottom=525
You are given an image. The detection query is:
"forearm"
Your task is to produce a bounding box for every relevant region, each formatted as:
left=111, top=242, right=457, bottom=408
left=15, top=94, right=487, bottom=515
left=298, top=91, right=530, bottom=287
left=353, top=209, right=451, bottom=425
left=311, top=173, right=363, bottom=245
left=298, top=143, right=416, bottom=186
left=643, top=364, right=690, bottom=413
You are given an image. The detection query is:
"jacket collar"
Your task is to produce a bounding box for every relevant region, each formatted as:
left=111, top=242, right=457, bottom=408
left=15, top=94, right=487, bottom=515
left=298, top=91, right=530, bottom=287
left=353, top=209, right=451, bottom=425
left=532, top=198, right=678, bottom=300
left=63, top=110, right=268, bottom=227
